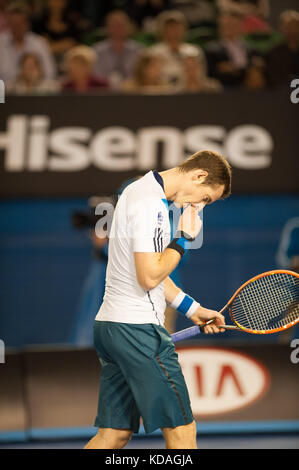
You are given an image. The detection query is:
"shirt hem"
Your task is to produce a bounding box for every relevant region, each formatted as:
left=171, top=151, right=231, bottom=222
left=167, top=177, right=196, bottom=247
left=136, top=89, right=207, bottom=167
left=95, top=316, right=164, bottom=325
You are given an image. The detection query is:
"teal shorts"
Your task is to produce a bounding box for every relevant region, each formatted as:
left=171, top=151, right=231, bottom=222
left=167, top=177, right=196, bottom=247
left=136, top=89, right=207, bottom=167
left=93, top=321, right=194, bottom=434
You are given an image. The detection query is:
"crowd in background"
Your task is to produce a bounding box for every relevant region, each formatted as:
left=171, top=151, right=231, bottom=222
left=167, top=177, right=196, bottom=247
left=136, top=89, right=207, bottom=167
left=0, top=0, right=298, bottom=95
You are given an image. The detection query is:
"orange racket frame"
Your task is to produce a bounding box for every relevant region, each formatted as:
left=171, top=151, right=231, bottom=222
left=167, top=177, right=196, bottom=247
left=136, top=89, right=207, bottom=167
left=218, top=269, right=299, bottom=334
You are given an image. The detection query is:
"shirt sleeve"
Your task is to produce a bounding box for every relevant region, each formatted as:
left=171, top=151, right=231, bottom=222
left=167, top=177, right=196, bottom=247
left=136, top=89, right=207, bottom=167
left=128, top=197, right=165, bottom=253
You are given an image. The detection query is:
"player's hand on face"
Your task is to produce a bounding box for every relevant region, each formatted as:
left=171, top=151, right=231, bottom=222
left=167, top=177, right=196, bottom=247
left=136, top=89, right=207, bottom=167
left=189, top=306, right=225, bottom=334
left=177, top=204, right=202, bottom=239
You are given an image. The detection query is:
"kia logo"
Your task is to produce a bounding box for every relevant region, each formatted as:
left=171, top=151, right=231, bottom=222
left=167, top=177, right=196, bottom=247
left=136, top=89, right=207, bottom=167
left=177, top=347, right=270, bottom=417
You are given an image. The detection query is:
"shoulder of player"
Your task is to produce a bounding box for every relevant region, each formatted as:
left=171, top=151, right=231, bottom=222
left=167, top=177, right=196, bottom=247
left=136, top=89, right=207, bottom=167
left=122, top=173, right=166, bottom=210
left=125, top=191, right=166, bottom=220
left=127, top=192, right=165, bottom=209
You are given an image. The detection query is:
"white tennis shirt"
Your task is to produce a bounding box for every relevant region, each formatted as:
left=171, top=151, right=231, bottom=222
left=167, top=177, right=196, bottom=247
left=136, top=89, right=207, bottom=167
left=95, top=171, right=171, bottom=326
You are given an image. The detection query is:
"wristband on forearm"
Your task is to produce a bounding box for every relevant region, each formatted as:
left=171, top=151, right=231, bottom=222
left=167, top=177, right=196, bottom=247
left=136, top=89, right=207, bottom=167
left=170, top=290, right=200, bottom=318
left=167, top=231, right=195, bottom=257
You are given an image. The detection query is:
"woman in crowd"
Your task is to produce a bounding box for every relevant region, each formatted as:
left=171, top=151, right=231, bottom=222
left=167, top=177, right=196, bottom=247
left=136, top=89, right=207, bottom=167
left=149, top=10, right=206, bottom=89
left=181, top=50, right=222, bottom=93
left=7, top=52, right=59, bottom=94
left=123, top=51, right=170, bottom=93
left=62, top=45, right=109, bottom=92
left=217, top=0, right=270, bottom=33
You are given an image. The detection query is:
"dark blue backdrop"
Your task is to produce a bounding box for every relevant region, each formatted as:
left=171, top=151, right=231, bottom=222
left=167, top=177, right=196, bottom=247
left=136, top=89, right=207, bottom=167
left=0, top=195, right=298, bottom=347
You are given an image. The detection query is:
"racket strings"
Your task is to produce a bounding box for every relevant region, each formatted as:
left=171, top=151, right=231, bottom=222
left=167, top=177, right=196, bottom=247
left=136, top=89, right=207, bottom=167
left=231, top=273, right=299, bottom=332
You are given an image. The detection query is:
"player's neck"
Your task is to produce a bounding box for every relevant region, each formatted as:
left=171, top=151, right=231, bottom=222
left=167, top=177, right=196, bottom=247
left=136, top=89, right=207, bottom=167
left=158, top=168, right=183, bottom=201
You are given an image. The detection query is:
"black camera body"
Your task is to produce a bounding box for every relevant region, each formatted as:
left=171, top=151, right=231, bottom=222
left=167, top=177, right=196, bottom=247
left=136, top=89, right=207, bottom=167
left=71, top=196, right=117, bottom=229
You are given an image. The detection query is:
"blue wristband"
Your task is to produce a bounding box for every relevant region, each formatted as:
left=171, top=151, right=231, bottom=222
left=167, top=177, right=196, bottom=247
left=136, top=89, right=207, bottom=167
left=167, top=231, right=195, bottom=257
left=170, top=291, right=200, bottom=318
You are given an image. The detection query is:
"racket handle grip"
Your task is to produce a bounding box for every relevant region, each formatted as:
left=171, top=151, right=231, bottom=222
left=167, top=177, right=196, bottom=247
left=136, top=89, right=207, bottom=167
left=171, top=325, right=202, bottom=343
left=171, top=319, right=216, bottom=343
left=171, top=319, right=241, bottom=343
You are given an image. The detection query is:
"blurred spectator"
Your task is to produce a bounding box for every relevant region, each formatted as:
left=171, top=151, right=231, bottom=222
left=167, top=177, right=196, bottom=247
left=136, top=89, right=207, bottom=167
left=266, top=10, right=299, bottom=88
left=7, top=52, right=59, bottom=94
left=33, top=0, right=79, bottom=68
left=93, top=10, right=142, bottom=89
left=149, top=10, right=205, bottom=88
left=217, top=0, right=269, bottom=17
left=243, top=56, right=266, bottom=89
left=205, top=11, right=258, bottom=88
left=123, top=51, right=170, bottom=93
left=69, top=229, right=108, bottom=347
left=0, top=0, right=8, bottom=32
left=82, top=0, right=170, bottom=30
left=0, top=2, right=56, bottom=82
left=62, top=45, right=109, bottom=92
left=32, top=0, right=90, bottom=31
left=217, top=0, right=270, bottom=34
left=181, top=49, right=222, bottom=93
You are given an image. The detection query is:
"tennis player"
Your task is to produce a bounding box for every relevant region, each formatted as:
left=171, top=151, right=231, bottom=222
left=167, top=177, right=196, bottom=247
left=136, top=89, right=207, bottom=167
left=85, top=150, right=231, bottom=449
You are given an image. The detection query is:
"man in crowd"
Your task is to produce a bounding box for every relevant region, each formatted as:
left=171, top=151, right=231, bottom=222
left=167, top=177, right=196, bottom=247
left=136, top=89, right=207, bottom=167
left=205, top=10, right=256, bottom=87
left=93, top=10, right=142, bottom=89
left=266, top=10, right=299, bottom=88
left=0, top=2, right=56, bottom=83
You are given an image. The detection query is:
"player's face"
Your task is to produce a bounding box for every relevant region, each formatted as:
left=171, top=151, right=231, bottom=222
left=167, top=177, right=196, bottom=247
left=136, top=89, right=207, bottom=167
left=175, top=170, right=225, bottom=208
left=176, top=184, right=224, bottom=209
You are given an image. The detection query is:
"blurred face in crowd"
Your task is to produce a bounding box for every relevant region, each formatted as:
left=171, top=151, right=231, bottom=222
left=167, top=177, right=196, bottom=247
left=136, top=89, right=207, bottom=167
left=106, top=13, right=130, bottom=42
left=219, top=14, right=243, bottom=41
left=8, top=12, right=29, bottom=41
left=67, top=57, right=91, bottom=82
left=20, top=54, right=43, bottom=84
left=281, top=18, right=299, bottom=46
left=163, top=20, right=185, bottom=45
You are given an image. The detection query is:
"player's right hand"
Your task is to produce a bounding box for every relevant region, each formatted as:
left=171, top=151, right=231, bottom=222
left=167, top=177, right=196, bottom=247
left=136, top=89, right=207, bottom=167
left=190, top=306, right=225, bottom=334
left=177, top=204, right=202, bottom=239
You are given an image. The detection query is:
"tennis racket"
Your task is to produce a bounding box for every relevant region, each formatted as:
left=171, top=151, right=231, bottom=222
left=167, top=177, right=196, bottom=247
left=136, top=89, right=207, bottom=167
left=171, top=269, right=299, bottom=343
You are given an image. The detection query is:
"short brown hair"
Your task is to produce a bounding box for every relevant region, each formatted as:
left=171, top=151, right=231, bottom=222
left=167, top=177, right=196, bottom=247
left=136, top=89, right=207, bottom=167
left=178, top=150, right=232, bottom=198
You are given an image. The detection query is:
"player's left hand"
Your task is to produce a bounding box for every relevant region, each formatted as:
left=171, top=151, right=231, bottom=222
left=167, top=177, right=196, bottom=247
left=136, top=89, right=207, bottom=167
left=190, top=306, right=225, bottom=334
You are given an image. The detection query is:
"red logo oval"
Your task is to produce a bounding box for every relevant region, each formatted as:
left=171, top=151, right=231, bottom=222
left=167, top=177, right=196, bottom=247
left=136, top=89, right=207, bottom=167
left=177, top=346, right=270, bottom=417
